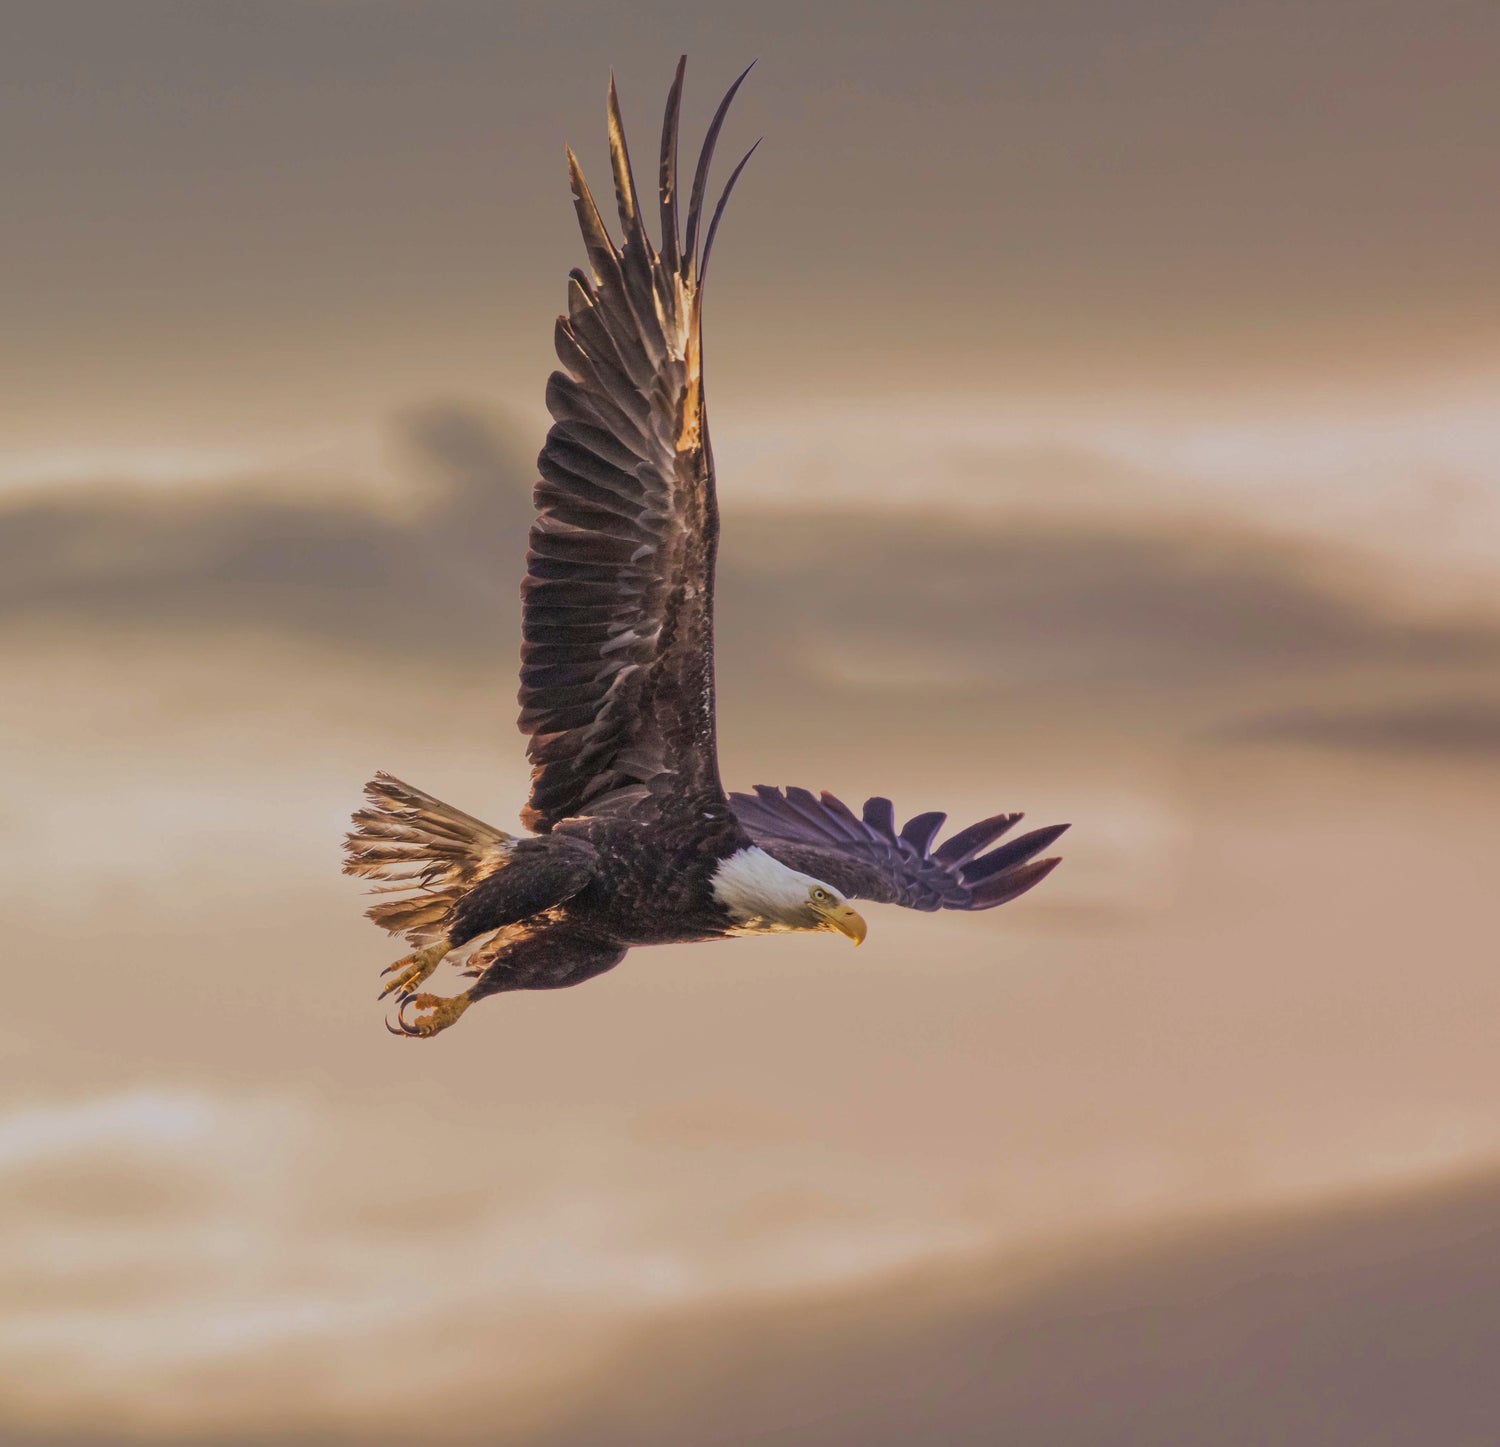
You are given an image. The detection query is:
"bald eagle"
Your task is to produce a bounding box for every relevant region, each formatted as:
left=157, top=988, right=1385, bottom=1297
left=343, top=60, right=1068, bottom=1038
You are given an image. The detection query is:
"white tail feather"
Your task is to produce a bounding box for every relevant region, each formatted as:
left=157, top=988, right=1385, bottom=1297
left=343, top=772, right=515, bottom=944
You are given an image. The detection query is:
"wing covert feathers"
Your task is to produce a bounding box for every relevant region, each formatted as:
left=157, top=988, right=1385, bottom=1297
left=521, top=59, right=758, bottom=832
left=730, top=786, right=1068, bottom=913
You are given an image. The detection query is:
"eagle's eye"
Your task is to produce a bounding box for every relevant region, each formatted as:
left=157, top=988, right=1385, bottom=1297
left=811, top=887, right=829, bottom=902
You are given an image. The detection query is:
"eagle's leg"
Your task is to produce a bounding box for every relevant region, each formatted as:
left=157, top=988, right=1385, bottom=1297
left=384, top=929, right=627, bottom=1039
left=374, top=838, right=600, bottom=1005
left=388, top=987, right=473, bottom=1038
left=376, top=939, right=450, bottom=1002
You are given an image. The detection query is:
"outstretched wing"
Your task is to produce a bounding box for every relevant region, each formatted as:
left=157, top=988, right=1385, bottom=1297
left=519, top=59, right=758, bottom=832
left=730, top=786, right=1068, bottom=911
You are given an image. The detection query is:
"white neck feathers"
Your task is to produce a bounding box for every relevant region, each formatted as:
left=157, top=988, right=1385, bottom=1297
left=711, top=846, right=820, bottom=931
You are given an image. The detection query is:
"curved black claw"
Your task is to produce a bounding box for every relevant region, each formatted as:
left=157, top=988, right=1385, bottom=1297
left=376, top=941, right=449, bottom=1002
left=385, top=990, right=471, bottom=1039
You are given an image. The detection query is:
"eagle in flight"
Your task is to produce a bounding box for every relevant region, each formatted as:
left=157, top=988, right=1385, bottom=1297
left=344, top=60, right=1068, bottom=1037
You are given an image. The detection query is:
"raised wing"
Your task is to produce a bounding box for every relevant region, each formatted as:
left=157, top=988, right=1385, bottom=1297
left=730, top=786, right=1068, bottom=912
left=519, top=59, right=758, bottom=832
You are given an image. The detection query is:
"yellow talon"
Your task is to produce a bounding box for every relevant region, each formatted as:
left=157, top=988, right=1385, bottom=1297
left=377, top=940, right=449, bottom=1001
left=388, top=991, right=472, bottom=1039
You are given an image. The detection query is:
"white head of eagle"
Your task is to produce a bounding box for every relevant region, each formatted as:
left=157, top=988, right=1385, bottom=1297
left=710, top=847, right=868, bottom=944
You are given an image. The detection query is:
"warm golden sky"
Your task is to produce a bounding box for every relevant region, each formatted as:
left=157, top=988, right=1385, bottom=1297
left=5, top=0, right=1499, bottom=452
left=4, top=2, right=1500, bottom=1441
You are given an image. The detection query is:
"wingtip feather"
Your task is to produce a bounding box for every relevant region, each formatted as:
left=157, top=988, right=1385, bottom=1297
left=970, top=855, right=1064, bottom=910
left=699, top=137, right=760, bottom=286
left=606, top=72, right=644, bottom=238
left=658, top=56, right=687, bottom=274
left=683, top=60, right=757, bottom=278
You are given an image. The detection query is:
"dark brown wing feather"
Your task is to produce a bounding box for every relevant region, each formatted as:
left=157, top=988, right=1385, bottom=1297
left=730, top=786, right=1068, bottom=911
left=520, top=59, right=758, bottom=832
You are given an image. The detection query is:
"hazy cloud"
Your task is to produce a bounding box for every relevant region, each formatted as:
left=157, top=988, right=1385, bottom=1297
left=7, top=404, right=1499, bottom=759
left=5, top=1165, right=1497, bottom=1446
left=526, top=1170, right=1500, bottom=1447
left=1224, top=696, right=1500, bottom=761
left=0, top=404, right=533, bottom=660
left=0, top=1084, right=998, bottom=1439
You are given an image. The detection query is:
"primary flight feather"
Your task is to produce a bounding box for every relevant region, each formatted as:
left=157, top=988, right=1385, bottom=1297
left=343, top=59, right=1067, bottom=1038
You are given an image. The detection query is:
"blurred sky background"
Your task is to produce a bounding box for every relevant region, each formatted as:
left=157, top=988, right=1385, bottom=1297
left=4, top=2, right=1500, bottom=1442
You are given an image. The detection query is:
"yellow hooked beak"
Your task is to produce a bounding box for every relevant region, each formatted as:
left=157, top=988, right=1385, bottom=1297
left=816, top=901, right=868, bottom=946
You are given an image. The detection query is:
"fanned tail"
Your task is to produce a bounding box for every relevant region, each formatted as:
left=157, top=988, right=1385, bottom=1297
left=342, top=772, right=515, bottom=944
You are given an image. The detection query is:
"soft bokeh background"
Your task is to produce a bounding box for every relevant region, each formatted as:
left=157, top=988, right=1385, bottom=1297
left=5, top=2, right=1500, bottom=1442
